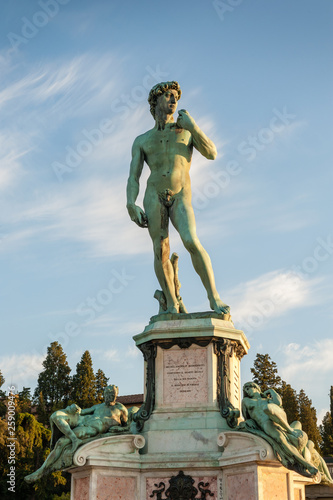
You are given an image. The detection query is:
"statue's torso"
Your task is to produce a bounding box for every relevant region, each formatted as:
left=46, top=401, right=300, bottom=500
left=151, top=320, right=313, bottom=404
left=82, top=403, right=124, bottom=431
left=244, top=396, right=270, bottom=425
left=140, top=126, right=193, bottom=195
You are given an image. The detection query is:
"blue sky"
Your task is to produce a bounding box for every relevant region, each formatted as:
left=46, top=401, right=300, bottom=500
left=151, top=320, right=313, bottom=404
left=0, top=0, right=332, bottom=422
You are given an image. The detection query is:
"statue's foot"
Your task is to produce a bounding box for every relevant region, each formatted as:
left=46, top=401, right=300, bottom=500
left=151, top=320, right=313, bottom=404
left=308, top=465, right=318, bottom=476
left=25, top=469, right=43, bottom=484
left=164, top=304, right=179, bottom=314
left=71, top=437, right=83, bottom=454
left=210, top=297, right=230, bottom=315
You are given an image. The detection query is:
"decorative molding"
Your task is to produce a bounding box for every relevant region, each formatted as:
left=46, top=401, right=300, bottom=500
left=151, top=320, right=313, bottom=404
left=234, top=343, right=246, bottom=360
left=149, top=470, right=214, bottom=500
left=133, top=341, right=157, bottom=432
left=213, top=338, right=240, bottom=428
left=217, top=431, right=275, bottom=466
left=73, top=434, right=146, bottom=467
left=157, top=337, right=212, bottom=350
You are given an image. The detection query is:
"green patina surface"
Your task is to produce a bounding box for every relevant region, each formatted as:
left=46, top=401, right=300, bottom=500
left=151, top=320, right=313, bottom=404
left=126, top=81, right=230, bottom=316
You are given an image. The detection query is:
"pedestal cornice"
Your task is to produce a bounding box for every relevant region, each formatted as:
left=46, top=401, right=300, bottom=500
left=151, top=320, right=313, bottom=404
left=133, top=314, right=250, bottom=354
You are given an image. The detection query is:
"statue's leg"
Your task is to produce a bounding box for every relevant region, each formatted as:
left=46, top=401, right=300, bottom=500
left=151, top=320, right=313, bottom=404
left=50, top=414, right=82, bottom=453
left=73, top=424, right=98, bottom=439
left=170, top=195, right=230, bottom=314
left=264, top=403, right=294, bottom=433
left=144, top=193, right=179, bottom=313
left=263, top=421, right=318, bottom=475
left=24, top=437, right=70, bottom=483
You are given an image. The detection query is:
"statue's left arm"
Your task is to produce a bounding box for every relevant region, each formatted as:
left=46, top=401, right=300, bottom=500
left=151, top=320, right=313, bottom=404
left=263, top=389, right=282, bottom=407
left=176, top=109, right=217, bottom=160
left=120, top=405, right=128, bottom=426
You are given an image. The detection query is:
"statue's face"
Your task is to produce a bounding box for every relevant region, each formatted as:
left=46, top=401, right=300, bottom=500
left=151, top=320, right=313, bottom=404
left=156, top=89, right=178, bottom=116
left=104, top=386, right=117, bottom=404
left=244, top=383, right=259, bottom=397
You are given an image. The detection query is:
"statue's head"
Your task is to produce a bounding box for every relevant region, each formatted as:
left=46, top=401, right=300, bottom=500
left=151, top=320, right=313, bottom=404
left=148, top=81, right=181, bottom=118
left=104, top=385, right=119, bottom=404
left=243, top=382, right=261, bottom=397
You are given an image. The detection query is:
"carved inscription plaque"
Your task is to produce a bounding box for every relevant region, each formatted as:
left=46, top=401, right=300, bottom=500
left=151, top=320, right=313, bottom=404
left=163, top=348, right=208, bottom=404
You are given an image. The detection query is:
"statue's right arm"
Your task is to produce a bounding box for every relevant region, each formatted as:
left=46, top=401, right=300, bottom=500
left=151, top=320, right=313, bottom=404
left=80, top=405, right=96, bottom=416
left=126, top=137, right=148, bottom=228
left=241, top=398, right=251, bottom=421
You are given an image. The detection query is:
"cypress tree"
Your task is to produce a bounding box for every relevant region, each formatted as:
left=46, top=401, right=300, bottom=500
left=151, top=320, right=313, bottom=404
left=250, top=353, right=282, bottom=393
left=320, top=386, right=333, bottom=456
left=71, top=351, right=96, bottom=408
left=320, top=411, right=333, bottom=456
left=298, top=389, right=321, bottom=450
left=95, top=369, right=109, bottom=404
left=280, top=381, right=299, bottom=423
left=33, top=342, right=71, bottom=419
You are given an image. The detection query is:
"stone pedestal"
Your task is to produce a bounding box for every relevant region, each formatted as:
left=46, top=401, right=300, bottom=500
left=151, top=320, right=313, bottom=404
left=133, top=315, right=249, bottom=456
left=70, top=435, right=145, bottom=500
left=69, top=315, right=315, bottom=499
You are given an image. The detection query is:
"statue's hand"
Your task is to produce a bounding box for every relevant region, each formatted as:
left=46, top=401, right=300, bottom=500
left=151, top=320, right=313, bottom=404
left=68, top=404, right=81, bottom=414
left=176, top=109, right=195, bottom=132
left=127, top=204, right=148, bottom=228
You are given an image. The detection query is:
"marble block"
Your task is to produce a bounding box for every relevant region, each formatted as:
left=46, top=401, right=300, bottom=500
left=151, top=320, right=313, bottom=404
left=217, top=431, right=314, bottom=500
left=70, top=435, right=145, bottom=500
left=162, top=347, right=208, bottom=405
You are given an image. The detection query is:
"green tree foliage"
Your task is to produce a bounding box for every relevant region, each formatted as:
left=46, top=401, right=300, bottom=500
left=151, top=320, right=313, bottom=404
left=298, top=389, right=321, bottom=450
left=71, top=351, right=96, bottom=408
left=95, top=369, right=109, bottom=404
left=250, top=353, right=282, bottom=393
left=280, top=381, right=299, bottom=424
left=320, top=386, right=333, bottom=456
left=0, top=417, right=8, bottom=498
left=320, top=411, right=333, bottom=456
left=0, top=370, right=6, bottom=418
left=17, top=387, right=32, bottom=414
left=34, top=342, right=71, bottom=421
left=0, top=410, right=69, bottom=499
left=0, top=347, right=109, bottom=498
left=52, top=493, right=71, bottom=500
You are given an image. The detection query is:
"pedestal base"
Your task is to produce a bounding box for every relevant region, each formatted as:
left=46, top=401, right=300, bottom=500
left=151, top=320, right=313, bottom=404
left=69, top=432, right=314, bottom=499
left=68, top=315, right=315, bottom=499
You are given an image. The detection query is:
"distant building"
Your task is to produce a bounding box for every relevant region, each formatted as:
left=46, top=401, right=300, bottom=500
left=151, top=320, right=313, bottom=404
left=117, top=393, right=144, bottom=409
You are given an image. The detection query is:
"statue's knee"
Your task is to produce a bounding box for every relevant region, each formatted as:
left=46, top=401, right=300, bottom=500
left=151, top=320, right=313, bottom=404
left=183, top=236, right=199, bottom=254
left=153, top=238, right=169, bottom=261
left=50, top=413, right=58, bottom=424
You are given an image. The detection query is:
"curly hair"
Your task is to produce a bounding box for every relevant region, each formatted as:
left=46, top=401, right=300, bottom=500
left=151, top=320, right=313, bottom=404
left=148, top=81, right=181, bottom=118
left=243, top=382, right=261, bottom=397
left=104, top=385, right=119, bottom=396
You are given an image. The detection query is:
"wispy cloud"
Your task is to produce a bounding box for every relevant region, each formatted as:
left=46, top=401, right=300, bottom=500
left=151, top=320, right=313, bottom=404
left=281, top=340, right=333, bottom=378
left=279, top=339, right=333, bottom=421
left=0, top=131, right=31, bottom=191
left=229, top=270, right=321, bottom=332
left=0, top=353, right=44, bottom=389
left=0, top=53, right=120, bottom=119
left=0, top=52, right=125, bottom=194
left=0, top=176, right=150, bottom=258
